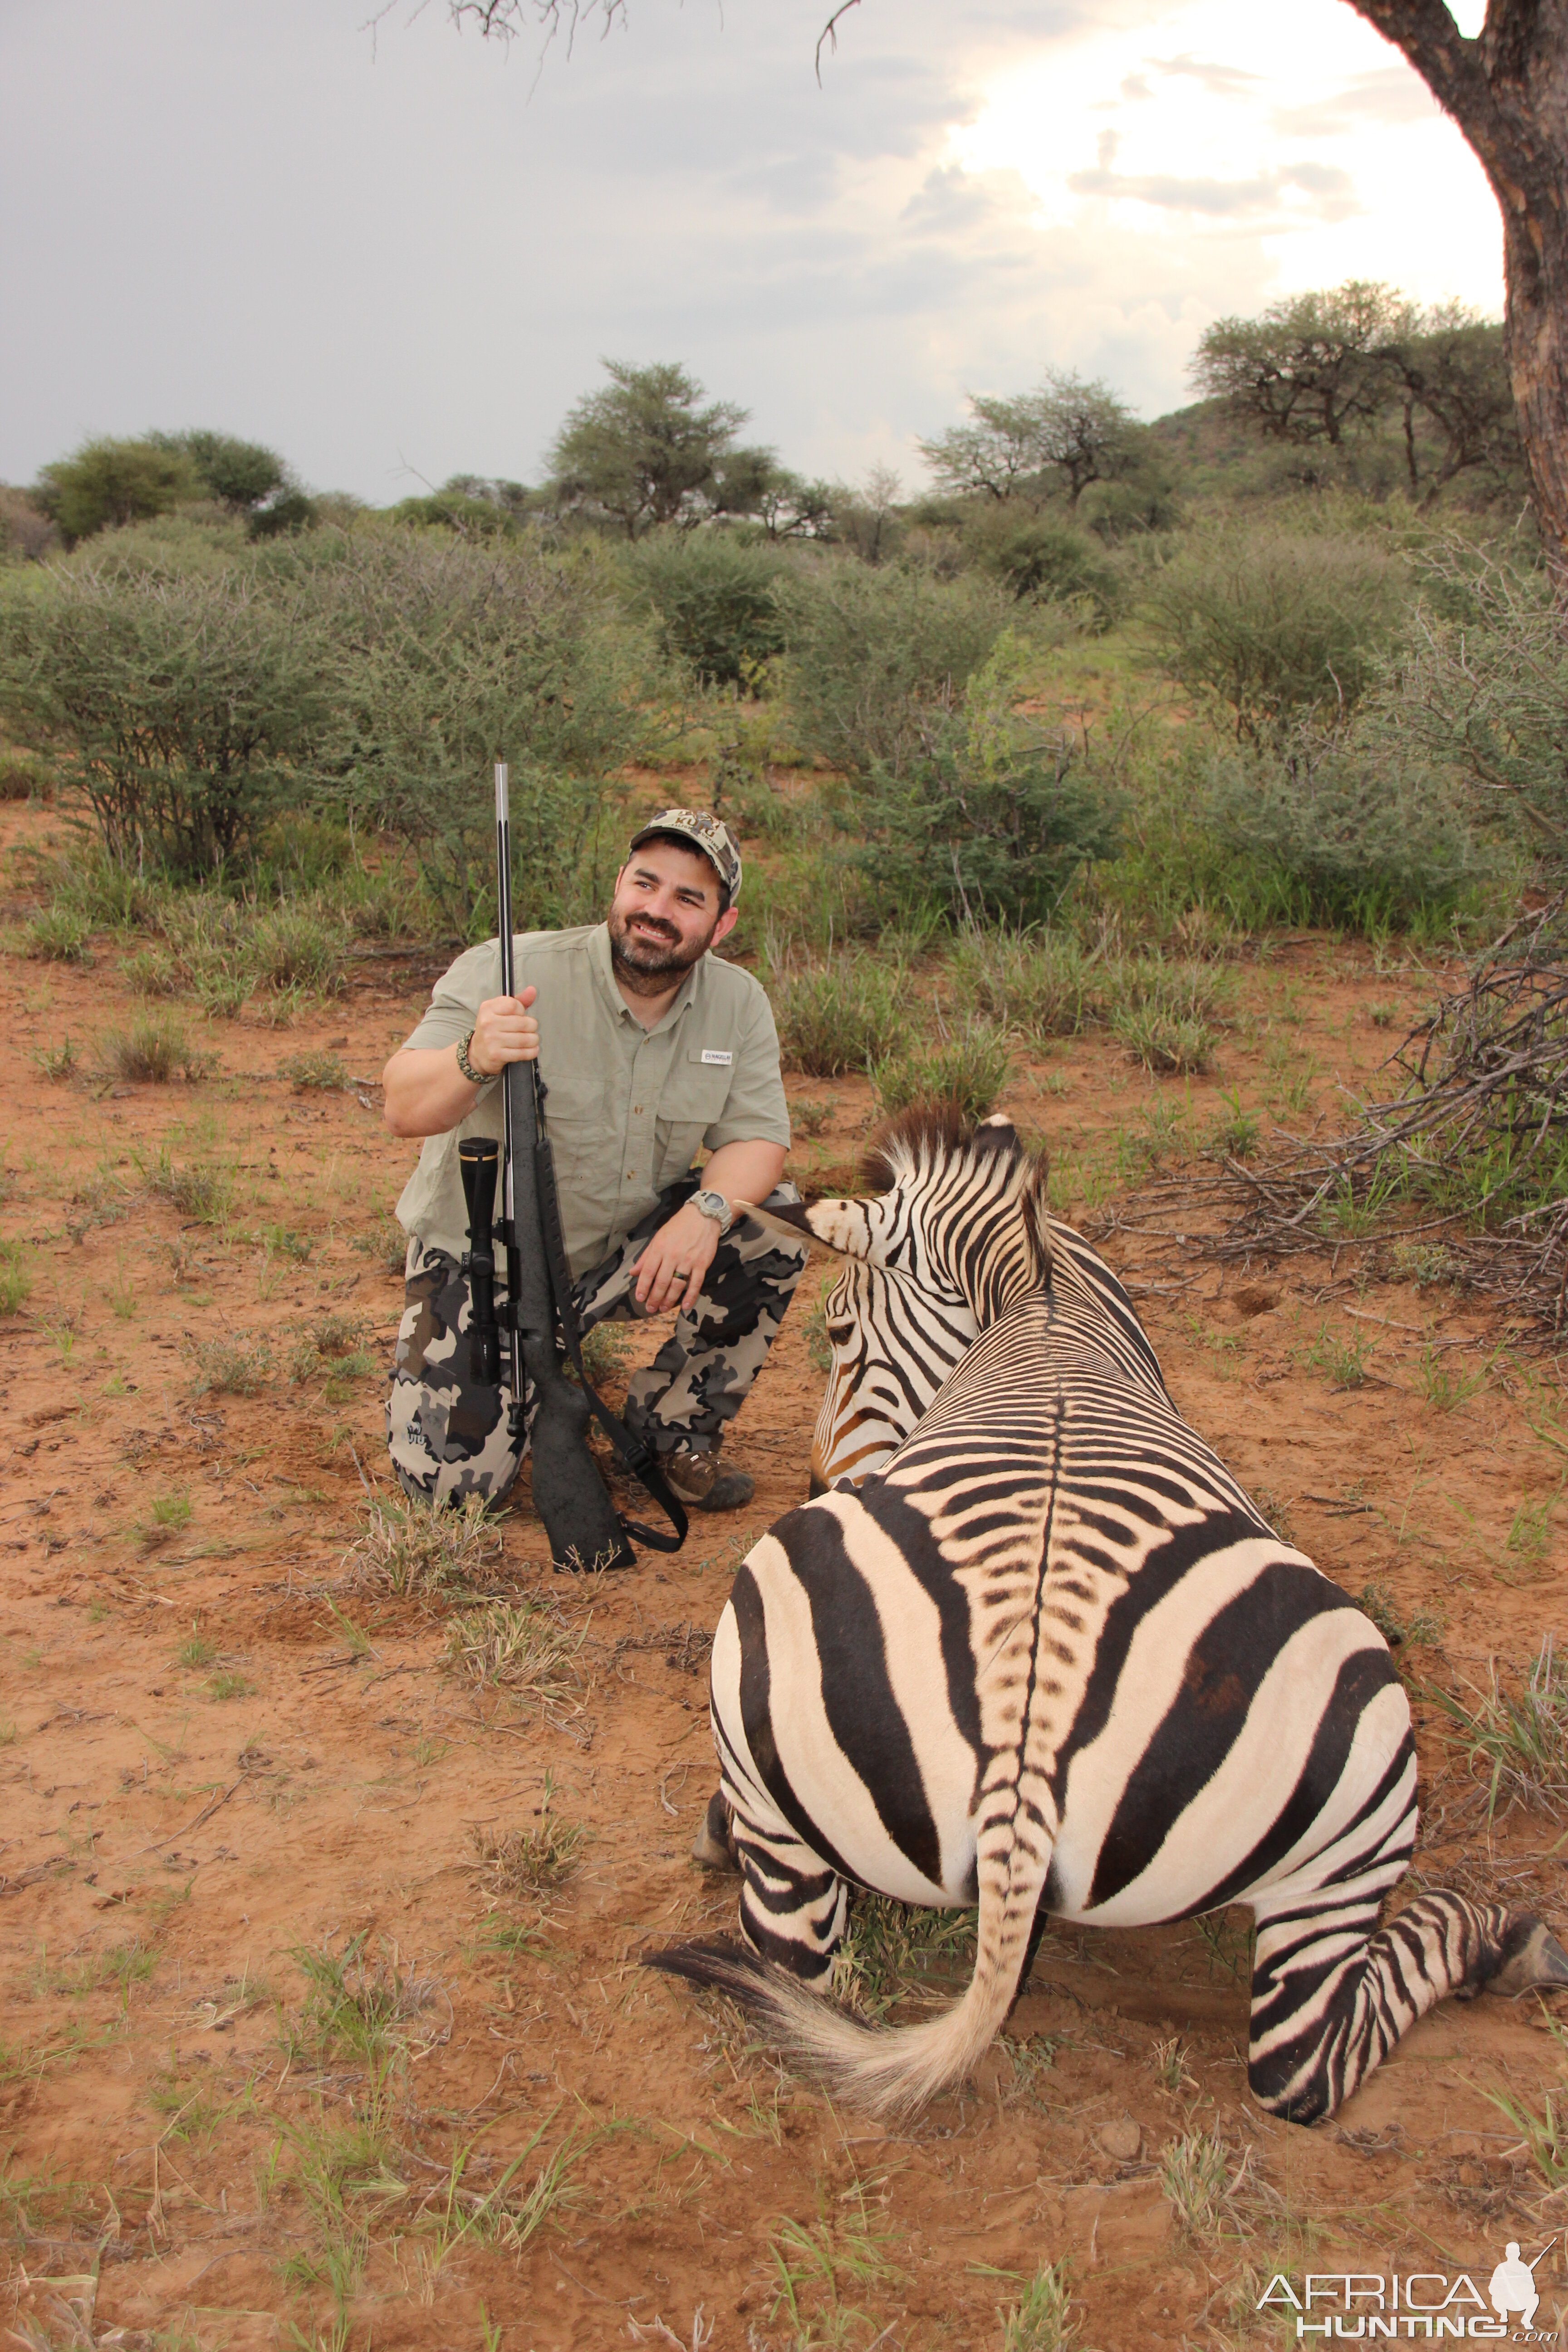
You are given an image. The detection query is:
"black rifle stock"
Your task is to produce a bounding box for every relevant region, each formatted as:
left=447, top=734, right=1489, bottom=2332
left=461, top=761, right=686, bottom=1573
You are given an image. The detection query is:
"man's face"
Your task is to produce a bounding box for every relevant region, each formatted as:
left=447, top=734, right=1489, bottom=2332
left=608, top=841, right=738, bottom=987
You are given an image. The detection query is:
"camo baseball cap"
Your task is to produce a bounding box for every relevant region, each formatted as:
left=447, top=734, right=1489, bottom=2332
left=627, top=808, right=743, bottom=904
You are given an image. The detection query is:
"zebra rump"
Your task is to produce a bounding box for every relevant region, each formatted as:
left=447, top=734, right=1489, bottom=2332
left=651, top=1109, right=1568, bottom=2122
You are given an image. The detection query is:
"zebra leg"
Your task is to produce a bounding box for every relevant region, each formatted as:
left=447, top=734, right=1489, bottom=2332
left=729, top=1800, right=849, bottom=1986
left=1249, top=1809, right=1568, bottom=2122
left=691, top=1788, right=740, bottom=1875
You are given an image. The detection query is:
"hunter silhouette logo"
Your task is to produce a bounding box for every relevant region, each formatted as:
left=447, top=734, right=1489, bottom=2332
left=1256, top=2238, right=1558, bottom=2337
left=1488, top=2243, right=1547, bottom=2332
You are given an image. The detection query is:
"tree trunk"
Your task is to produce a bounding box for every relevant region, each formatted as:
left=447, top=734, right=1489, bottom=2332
left=1347, top=0, right=1568, bottom=579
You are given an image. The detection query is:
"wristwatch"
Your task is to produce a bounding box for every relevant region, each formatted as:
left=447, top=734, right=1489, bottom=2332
left=456, top=1029, right=485, bottom=1085
left=691, top=1186, right=733, bottom=1236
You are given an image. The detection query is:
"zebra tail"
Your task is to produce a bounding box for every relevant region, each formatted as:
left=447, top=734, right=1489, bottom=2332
left=646, top=1853, right=1049, bottom=2120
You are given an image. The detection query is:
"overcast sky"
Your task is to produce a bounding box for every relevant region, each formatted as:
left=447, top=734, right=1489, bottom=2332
left=0, top=0, right=1499, bottom=505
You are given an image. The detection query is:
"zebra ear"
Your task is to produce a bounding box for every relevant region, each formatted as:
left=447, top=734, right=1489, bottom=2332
left=734, top=1199, right=853, bottom=1258
left=1020, top=1161, right=1054, bottom=1284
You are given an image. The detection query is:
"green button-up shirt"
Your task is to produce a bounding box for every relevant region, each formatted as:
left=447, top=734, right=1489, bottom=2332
left=393, top=923, right=791, bottom=1278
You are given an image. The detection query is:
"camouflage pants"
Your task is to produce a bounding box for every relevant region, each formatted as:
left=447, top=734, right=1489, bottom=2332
left=385, top=1178, right=807, bottom=1506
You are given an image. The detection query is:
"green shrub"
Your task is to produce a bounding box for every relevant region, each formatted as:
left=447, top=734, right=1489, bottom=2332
left=948, top=926, right=1098, bottom=1040
left=627, top=530, right=786, bottom=687
left=1202, top=738, right=1497, bottom=931
left=316, top=531, right=660, bottom=932
left=0, top=553, right=330, bottom=874
left=851, top=638, right=1122, bottom=928
left=1365, top=550, right=1568, bottom=874
left=773, top=954, right=909, bottom=1075
left=1142, top=523, right=1409, bottom=742
left=965, top=509, right=1122, bottom=623
left=873, top=1019, right=1014, bottom=1122
left=776, top=557, right=1014, bottom=774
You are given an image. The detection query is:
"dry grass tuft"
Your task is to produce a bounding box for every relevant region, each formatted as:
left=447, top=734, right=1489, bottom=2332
left=444, top=1598, right=588, bottom=1701
left=346, top=1485, right=501, bottom=1598
left=469, top=1806, right=586, bottom=1895
left=100, top=1011, right=213, bottom=1084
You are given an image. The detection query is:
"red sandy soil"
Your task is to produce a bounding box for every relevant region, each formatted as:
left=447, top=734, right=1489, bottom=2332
left=2, top=797, right=1566, bottom=2351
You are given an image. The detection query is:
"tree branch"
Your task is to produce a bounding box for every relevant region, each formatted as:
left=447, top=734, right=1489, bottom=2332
left=1342, top=0, right=1515, bottom=192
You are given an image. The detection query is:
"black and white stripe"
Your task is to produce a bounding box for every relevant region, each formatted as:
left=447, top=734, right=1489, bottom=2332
left=655, top=1110, right=1568, bottom=2122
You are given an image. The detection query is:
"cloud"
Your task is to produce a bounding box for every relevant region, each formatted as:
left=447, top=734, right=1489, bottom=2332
left=1272, top=66, right=1440, bottom=137
left=1146, top=50, right=1263, bottom=97
left=1064, top=157, right=1359, bottom=220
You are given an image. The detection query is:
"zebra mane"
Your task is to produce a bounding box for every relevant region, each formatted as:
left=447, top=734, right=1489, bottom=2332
left=859, top=1103, right=1042, bottom=1197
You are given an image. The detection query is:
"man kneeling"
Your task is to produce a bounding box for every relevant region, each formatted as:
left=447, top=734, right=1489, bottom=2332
left=381, top=809, right=804, bottom=1514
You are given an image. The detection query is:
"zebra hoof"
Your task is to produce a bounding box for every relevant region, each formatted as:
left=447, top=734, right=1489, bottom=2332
left=692, top=1789, right=740, bottom=1875
left=1486, top=1914, right=1568, bottom=1997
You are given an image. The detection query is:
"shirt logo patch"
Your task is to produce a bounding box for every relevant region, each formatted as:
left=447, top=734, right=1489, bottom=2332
left=700, top=1049, right=733, bottom=1066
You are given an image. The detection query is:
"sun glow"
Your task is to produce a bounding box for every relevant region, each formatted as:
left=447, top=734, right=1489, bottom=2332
left=949, top=0, right=1502, bottom=322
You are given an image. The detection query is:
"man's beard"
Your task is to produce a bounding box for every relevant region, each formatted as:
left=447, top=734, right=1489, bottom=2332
left=608, top=905, right=715, bottom=995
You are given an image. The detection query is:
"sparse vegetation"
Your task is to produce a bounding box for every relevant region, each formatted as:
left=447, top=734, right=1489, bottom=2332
left=1425, top=1635, right=1568, bottom=1818
left=469, top=1800, right=586, bottom=1894
left=346, top=1486, right=501, bottom=1597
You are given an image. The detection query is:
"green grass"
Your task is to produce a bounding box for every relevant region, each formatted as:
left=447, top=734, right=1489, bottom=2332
left=351, top=1215, right=406, bottom=1278
left=831, top=1893, right=978, bottom=2020
left=1424, top=1634, right=1568, bottom=1819
left=469, top=1807, right=586, bottom=1896
left=767, top=2176, right=899, bottom=2348
left=205, top=1670, right=255, bottom=1701
left=1303, top=1322, right=1373, bottom=1390
left=0, top=1239, right=30, bottom=1318
left=140, top=1143, right=235, bottom=1225
left=24, top=906, right=93, bottom=963
left=999, top=2260, right=1078, bottom=2352
left=1160, top=2130, right=1241, bottom=2239
left=773, top=953, right=908, bottom=1077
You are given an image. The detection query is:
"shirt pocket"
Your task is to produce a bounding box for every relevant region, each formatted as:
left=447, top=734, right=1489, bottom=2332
left=655, top=1050, right=734, bottom=1187
left=539, top=1066, right=612, bottom=1193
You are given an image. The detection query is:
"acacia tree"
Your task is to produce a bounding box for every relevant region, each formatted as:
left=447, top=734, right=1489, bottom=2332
left=921, top=372, right=1139, bottom=506
left=548, top=358, right=775, bottom=536
left=1195, top=283, right=1522, bottom=504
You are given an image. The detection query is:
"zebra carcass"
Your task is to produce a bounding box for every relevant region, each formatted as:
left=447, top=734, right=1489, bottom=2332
left=649, top=1108, right=1568, bottom=2123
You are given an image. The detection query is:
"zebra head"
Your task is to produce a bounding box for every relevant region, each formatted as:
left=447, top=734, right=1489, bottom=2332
left=796, top=1107, right=1051, bottom=1493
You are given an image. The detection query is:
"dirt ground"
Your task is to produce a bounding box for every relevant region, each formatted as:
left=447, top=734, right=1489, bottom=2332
left=3, top=794, right=1566, bottom=2352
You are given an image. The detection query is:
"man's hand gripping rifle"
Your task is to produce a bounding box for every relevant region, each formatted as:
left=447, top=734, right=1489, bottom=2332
left=456, top=763, right=688, bottom=1572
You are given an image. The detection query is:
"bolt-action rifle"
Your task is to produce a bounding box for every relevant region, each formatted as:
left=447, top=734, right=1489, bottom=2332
left=458, top=762, right=688, bottom=1572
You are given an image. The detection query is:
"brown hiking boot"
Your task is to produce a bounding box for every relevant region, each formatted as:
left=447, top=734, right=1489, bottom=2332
left=665, top=1445, right=755, bottom=1513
